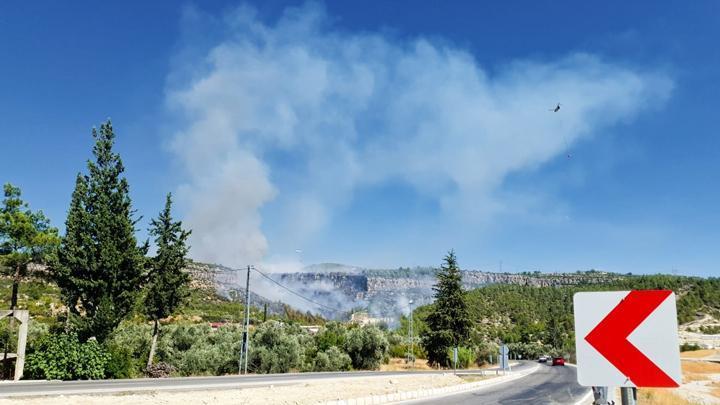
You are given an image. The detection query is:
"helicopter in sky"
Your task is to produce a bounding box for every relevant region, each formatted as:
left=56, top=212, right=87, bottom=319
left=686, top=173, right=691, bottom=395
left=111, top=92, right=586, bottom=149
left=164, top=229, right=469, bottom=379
left=549, top=102, right=571, bottom=158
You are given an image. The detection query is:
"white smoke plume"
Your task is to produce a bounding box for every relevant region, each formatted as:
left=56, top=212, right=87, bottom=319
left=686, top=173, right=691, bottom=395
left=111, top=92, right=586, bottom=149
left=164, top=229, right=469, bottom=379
left=167, top=3, right=672, bottom=267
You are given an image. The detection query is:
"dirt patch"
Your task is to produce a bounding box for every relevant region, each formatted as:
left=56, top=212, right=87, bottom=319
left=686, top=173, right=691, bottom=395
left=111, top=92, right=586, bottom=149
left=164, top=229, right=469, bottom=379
left=712, top=382, right=720, bottom=398
left=0, top=374, right=474, bottom=405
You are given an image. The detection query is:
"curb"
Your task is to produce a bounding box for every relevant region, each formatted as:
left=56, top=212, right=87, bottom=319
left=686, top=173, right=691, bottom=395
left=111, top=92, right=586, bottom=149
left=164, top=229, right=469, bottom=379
left=319, top=364, right=540, bottom=405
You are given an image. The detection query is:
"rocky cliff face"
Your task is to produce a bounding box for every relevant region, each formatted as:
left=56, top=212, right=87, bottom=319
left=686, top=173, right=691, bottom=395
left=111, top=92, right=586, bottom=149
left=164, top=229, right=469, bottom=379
left=189, top=262, right=620, bottom=322
left=186, top=261, right=288, bottom=315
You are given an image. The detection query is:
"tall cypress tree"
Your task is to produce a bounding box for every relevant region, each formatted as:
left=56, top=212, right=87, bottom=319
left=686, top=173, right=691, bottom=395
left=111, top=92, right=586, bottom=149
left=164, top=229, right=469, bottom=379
left=421, top=250, right=471, bottom=367
left=56, top=120, right=147, bottom=342
left=144, top=193, right=191, bottom=368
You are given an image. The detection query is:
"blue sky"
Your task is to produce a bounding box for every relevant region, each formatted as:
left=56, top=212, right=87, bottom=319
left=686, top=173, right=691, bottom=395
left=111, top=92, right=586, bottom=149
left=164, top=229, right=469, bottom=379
left=1, top=1, right=719, bottom=276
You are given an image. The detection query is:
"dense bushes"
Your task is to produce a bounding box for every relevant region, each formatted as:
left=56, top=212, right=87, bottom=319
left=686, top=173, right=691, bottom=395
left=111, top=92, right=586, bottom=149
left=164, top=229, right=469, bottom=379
left=20, top=318, right=391, bottom=379
left=344, top=326, right=389, bottom=370
left=312, top=346, right=352, bottom=371
left=100, top=320, right=387, bottom=377
left=24, top=332, right=109, bottom=380
left=248, top=321, right=305, bottom=373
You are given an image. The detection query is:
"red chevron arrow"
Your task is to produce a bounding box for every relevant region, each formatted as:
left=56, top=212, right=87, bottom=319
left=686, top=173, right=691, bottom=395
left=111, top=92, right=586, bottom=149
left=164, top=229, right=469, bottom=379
left=584, top=290, right=679, bottom=387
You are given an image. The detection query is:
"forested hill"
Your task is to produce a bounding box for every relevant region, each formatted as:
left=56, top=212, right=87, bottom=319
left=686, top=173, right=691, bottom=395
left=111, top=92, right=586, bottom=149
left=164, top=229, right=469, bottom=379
left=411, top=274, right=720, bottom=358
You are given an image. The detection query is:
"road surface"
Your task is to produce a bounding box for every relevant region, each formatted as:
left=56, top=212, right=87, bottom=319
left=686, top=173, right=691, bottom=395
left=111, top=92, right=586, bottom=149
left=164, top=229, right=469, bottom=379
left=402, top=362, right=590, bottom=404
left=0, top=368, right=498, bottom=397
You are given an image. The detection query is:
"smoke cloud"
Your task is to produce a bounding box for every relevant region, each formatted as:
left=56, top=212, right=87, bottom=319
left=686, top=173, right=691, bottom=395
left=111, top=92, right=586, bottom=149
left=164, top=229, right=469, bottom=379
left=167, top=3, right=672, bottom=267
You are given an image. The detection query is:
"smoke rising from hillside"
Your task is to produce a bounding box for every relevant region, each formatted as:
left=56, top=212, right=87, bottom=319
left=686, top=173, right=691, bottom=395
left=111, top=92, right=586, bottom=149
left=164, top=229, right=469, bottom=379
left=167, top=3, right=672, bottom=268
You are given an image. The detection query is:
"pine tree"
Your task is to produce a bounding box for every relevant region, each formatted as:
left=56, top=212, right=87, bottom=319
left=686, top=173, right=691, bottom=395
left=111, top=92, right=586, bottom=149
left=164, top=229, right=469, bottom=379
left=0, top=183, right=60, bottom=309
left=421, top=250, right=471, bottom=367
left=144, top=193, right=191, bottom=368
left=55, top=120, right=147, bottom=342
left=0, top=183, right=59, bottom=376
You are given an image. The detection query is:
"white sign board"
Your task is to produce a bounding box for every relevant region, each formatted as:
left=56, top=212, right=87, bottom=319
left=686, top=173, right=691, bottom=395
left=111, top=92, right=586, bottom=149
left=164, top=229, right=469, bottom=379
left=574, top=290, right=682, bottom=387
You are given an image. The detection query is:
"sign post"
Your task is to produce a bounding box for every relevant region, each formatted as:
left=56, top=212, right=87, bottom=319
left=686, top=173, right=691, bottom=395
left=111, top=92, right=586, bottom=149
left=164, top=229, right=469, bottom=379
left=499, top=344, right=510, bottom=372
left=574, top=290, right=682, bottom=403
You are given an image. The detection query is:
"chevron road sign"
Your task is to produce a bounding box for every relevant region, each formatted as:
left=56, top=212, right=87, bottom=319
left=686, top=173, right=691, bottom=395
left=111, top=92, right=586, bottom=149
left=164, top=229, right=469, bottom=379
left=574, top=290, right=682, bottom=387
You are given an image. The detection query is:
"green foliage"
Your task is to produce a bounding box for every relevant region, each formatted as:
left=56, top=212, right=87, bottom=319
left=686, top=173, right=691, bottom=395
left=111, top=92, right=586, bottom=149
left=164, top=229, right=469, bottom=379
left=680, top=343, right=701, bottom=352
left=344, top=326, right=388, bottom=370
left=314, top=321, right=347, bottom=351
left=0, top=276, right=63, bottom=320
left=145, top=193, right=191, bottom=322
left=105, top=322, right=152, bottom=378
left=149, top=323, right=242, bottom=376
left=182, top=287, right=248, bottom=323
left=447, top=346, right=474, bottom=368
left=144, top=193, right=191, bottom=366
left=412, top=273, right=720, bottom=363
left=24, top=332, right=110, bottom=380
left=55, top=121, right=148, bottom=342
left=0, top=183, right=60, bottom=308
left=105, top=342, right=141, bottom=379
left=312, top=346, right=352, bottom=371
left=249, top=321, right=307, bottom=373
left=506, top=342, right=553, bottom=359
left=421, top=251, right=471, bottom=367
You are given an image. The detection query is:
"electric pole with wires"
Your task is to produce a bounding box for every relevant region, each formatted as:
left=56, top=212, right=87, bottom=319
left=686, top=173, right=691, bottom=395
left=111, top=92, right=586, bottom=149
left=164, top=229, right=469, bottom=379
left=238, top=265, right=251, bottom=374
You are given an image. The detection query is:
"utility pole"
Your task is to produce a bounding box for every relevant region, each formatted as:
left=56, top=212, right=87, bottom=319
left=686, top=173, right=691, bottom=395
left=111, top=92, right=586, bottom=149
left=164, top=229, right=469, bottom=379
left=239, top=265, right=252, bottom=375
left=407, top=299, right=414, bottom=366
left=620, top=387, right=637, bottom=405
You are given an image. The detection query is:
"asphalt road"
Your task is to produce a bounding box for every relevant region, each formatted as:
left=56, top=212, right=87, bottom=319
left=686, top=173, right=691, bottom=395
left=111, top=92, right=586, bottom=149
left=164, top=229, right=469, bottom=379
left=402, top=362, right=590, bottom=405
left=0, top=368, right=496, bottom=398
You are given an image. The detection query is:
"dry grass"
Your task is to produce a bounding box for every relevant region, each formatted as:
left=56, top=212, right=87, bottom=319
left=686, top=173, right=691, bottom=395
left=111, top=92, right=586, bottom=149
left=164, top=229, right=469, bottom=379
left=379, top=357, right=503, bottom=372
left=683, top=373, right=709, bottom=383
left=639, top=388, right=695, bottom=405
left=682, top=360, right=720, bottom=374
left=681, top=349, right=719, bottom=359
left=380, top=358, right=434, bottom=371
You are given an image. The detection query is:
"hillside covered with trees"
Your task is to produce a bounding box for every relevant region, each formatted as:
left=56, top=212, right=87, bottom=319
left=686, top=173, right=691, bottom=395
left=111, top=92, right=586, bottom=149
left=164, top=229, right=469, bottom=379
left=407, top=273, right=720, bottom=363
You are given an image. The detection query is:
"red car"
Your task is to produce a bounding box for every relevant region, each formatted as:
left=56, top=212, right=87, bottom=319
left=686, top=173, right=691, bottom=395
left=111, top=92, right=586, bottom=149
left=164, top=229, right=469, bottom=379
left=552, top=357, right=565, bottom=366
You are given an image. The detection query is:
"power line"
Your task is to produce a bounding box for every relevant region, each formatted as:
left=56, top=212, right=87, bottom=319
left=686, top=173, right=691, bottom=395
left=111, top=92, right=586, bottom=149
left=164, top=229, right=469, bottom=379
left=251, top=266, right=345, bottom=313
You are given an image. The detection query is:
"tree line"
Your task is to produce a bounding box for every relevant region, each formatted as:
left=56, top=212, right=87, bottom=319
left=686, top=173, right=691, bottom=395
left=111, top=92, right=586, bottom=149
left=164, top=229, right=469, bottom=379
left=2, top=119, right=393, bottom=380
left=413, top=254, right=720, bottom=365
left=1, top=120, right=191, bottom=377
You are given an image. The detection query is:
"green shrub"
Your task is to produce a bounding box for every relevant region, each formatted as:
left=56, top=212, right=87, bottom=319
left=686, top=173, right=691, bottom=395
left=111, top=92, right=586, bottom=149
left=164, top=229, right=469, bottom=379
left=314, top=322, right=347, bottom=352
left=344, top=326, right=388, bottom=370
left=24, top=332, right=110, bottom=380
left=157, top=323, right=242, bottom=376
left=680, top=343, right=701, bottom=352
left=249, top=321, right=306, bottom=373
left=104, top=342, right=142, bottom=379
left=105, top=322, right=152, bottom=378
left=313, top=346, right=351, bottom=371
left=447, top=346, right=473, bottom=368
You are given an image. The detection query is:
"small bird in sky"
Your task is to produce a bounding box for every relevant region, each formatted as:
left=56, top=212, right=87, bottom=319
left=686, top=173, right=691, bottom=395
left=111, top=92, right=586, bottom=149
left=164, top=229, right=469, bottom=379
left=550, top=103, right=561, bottom=112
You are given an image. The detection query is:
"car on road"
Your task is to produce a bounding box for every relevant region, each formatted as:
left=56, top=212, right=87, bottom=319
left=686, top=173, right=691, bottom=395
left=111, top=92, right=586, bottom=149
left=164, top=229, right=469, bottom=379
left=552, top=356, right=565, bottom=366
left=538, top=355, right=548, bottom=363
